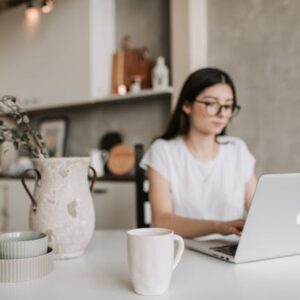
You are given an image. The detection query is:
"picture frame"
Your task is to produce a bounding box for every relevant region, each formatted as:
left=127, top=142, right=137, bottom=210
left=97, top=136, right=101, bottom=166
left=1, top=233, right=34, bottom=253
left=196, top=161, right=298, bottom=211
left=38, top=117, right=68, bottom=157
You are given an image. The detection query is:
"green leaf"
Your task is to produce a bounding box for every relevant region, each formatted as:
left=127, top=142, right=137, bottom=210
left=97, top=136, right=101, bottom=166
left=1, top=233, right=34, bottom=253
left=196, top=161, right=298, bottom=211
left=0, top=95, right=49, bottom=158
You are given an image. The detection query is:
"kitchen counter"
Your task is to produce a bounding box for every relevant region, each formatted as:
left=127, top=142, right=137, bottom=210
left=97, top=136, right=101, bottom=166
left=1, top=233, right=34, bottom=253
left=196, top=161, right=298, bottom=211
left=1, top=230, right=300, bottom=299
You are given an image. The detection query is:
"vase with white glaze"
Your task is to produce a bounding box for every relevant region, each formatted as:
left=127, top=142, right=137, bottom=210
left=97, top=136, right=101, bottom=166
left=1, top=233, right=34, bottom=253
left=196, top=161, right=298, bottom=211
left=21, top=157, right=97, bottom=259
left=152, top=56, right=169, bottom=90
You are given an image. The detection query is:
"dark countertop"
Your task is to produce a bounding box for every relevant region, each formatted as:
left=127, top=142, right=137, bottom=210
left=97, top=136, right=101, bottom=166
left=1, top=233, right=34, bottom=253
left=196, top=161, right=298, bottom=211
left=0, top=173, right=135, bottom=182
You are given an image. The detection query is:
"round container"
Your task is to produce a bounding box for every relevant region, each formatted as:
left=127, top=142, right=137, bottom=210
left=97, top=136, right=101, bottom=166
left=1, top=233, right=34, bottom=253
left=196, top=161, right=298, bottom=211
left=0, top=231, right=48, bottom=259
left=0, top=247, right=54, bottom=282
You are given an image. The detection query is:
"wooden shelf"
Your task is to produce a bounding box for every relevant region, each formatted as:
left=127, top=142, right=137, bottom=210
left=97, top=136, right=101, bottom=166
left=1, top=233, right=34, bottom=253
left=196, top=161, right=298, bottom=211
left=27, top=88, right=173, bottom=114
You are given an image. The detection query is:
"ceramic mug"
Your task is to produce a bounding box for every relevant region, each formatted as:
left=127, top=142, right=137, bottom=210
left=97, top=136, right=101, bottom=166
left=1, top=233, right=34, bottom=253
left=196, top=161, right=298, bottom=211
left=89, top=149, right=108, bottom=177
left=127, top=228, right=184, bottom=296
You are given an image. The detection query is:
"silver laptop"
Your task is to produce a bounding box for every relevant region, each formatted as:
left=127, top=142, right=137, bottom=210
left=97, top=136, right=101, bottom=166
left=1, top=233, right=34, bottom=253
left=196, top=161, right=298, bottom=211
left=185, top=173, right=300, bottom=263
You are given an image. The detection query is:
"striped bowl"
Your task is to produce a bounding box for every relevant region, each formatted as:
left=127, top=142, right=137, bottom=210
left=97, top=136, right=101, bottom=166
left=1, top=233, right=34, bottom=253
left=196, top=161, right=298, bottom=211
left=0, top=247, right=53, bottom=282
left=0, top=231, right=48, bottom=259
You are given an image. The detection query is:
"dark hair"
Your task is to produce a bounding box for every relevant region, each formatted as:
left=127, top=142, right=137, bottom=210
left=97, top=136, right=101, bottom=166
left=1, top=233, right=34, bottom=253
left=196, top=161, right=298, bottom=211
left=160, top=67, right=237, bottom=140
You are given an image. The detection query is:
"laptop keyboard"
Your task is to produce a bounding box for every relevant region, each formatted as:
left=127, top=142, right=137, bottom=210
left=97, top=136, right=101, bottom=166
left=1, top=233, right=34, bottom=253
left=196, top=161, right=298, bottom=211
left=210, top=244, right=238, bottom=257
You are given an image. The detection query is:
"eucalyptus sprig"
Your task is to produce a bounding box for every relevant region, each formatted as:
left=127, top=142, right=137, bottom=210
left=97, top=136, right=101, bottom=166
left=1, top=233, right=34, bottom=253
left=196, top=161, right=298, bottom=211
left=0, top=95, right=49, bottom=158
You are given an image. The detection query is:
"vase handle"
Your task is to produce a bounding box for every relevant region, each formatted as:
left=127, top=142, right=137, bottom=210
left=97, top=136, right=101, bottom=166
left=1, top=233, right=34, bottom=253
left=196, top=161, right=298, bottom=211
left=21, top=168, right=41, bottom=212
left=88, top=166, right=97, bottom=192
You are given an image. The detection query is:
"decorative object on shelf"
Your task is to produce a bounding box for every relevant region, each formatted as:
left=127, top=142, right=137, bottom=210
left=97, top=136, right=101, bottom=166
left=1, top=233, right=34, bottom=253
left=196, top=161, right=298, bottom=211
left=89, top=149, right=108, bottom=177
left=130, top=75, right=142, bottom=93
left=99, top=131, right=123, bottom=151
left=117, top=84, right=127, bottom=95
left=152, top=56, right=169, bottom=90
left=107, top=144, right=134, bottom=176
left=21, top=157, right=97, bottom=259
left=111, top=36, right=154, bottom=94
left=99, top=131, right=123, bottom=175
left=38, top=117, right=68, bottom=157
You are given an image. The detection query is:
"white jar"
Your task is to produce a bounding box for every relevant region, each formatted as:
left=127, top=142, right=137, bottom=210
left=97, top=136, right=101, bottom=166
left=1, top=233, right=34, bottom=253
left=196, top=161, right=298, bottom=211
left=130, top=76, right=142, bottom=93
left=152, top=56, right=169, bottom=90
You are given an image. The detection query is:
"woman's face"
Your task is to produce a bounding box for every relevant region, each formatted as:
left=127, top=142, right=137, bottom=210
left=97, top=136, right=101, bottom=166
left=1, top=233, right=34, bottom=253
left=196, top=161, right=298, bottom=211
left=182, top=83, right=234, bottom=136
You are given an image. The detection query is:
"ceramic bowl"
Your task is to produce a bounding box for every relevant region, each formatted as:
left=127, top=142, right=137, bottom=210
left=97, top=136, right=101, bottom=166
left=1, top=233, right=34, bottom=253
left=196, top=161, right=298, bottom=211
left=0, top=247, right=54, bottom=282
left=0, top=231, right=48, bottom=259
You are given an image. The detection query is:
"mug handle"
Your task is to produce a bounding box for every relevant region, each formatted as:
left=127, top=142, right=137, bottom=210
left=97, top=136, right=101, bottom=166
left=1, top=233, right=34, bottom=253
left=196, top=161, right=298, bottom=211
left=173, top=234, right=184, bottom=270
left=21, top=168, right=41, bottom=212
left=88, top=166, right=97, bottom=191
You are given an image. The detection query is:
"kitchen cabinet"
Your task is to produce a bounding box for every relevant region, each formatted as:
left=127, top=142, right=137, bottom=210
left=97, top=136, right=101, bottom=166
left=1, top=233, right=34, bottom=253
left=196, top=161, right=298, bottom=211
left=92, top=181, right=136, bottom=229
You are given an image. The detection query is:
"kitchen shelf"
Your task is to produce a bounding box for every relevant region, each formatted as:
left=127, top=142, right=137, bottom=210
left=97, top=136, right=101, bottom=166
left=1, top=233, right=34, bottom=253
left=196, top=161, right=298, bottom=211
left=27, top=88, right=173, bottom=114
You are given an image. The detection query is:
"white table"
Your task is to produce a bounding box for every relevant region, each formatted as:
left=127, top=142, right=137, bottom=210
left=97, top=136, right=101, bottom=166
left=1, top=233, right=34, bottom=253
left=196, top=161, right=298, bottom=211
left=1, top=230, right=300, bottom=299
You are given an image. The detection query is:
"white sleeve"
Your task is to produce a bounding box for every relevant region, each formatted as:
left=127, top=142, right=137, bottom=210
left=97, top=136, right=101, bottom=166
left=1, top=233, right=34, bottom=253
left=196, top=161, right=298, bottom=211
left=140, top=139, right=169, bottom=180
left=238, top=140, right=256, bottom=183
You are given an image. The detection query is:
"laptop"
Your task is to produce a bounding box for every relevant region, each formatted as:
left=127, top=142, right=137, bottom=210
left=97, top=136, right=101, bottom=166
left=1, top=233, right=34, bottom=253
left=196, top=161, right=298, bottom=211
left=185, top=173, right=300, bottom=263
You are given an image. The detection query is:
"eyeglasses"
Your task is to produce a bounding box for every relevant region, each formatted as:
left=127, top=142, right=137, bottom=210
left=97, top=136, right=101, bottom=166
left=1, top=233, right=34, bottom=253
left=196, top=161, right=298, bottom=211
left=194, top=99, right=241, bottom=118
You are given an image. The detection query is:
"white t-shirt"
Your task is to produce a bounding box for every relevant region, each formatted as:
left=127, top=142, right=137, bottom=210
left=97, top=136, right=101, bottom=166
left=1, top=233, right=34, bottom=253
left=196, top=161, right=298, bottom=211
left=140, top=136, right=255, bottom=221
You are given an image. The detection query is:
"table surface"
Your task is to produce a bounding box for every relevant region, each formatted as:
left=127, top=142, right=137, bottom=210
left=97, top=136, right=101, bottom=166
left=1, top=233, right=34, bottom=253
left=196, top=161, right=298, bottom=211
left=1, top=230, right=300, bottom=300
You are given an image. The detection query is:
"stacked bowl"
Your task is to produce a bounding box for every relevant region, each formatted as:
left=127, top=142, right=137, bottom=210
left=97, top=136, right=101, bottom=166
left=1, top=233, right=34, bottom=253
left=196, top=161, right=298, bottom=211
left=0, top=231, right=53, bottom=282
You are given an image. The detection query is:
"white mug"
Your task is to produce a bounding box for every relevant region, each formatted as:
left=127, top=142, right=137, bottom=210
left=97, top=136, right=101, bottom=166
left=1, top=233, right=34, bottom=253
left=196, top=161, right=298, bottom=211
left=127, top=228, right=184, bottom=295
left=89, top=149, right=108, bottom=177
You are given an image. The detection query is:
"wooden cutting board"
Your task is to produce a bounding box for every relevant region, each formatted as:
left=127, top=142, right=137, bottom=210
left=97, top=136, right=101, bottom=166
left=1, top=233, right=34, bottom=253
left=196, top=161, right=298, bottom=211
left=107, top=144, right=134, bottom=176
left=111, top=49, right=153, bottom=94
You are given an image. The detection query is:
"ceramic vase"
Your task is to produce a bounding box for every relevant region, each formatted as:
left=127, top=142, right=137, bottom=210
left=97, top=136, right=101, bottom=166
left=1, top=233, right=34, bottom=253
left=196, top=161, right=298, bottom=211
left=21, top=157, right=97, bottom=259
left=152, top=56, right=169, bottom=90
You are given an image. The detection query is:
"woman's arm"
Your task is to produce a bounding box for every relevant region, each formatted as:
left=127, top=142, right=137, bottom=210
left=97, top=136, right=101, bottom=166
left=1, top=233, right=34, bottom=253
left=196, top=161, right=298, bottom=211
left=245, top=173, right=257, bottom=211
left=148, top=167, right=244, bottom=238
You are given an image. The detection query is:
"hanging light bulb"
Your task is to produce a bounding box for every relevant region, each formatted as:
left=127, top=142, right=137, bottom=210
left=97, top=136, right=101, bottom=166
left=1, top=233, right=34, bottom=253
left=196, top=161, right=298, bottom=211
left=41, top=0, right=53, bottom=14
left=25, top=1, right=40, bottom=22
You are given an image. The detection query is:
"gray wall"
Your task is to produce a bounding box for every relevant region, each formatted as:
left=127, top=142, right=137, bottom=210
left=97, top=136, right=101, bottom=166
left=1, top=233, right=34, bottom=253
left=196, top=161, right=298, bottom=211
left=30, top=95, right=171, bottom=157
left=208, top=0, right=300, bottom=175
left=115, top=0, right=170, bottom=65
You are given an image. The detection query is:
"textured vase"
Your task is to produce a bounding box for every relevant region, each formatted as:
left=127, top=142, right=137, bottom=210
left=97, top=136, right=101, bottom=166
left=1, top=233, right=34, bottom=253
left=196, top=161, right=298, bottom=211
left=21, top=157, right=96, bottom=259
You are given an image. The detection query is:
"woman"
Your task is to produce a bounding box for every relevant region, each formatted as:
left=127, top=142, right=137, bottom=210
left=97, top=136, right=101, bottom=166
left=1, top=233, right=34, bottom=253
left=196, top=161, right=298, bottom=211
left=140, top=68, right=257, bottom=238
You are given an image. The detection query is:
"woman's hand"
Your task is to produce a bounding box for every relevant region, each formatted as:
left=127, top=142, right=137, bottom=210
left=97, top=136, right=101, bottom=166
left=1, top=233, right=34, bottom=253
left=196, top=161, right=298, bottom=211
left=215, top=219, right=245, bottom=236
